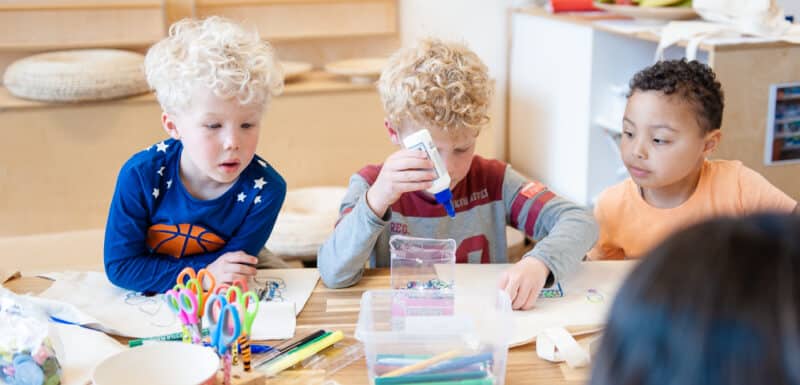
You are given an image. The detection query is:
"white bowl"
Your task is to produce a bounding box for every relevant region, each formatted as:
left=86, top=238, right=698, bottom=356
left=92, top=343, right=219, bottom=385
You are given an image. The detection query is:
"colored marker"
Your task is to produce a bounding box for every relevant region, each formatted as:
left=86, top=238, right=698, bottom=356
left=262, top=331, right=344, bottom=376
left=374, top=371, right=488, bottom=385
left=381, top=350, right=462, bottom=378
left=252, top=329, right=326, bottom=368
left=128, top=328, right=210, bottom=347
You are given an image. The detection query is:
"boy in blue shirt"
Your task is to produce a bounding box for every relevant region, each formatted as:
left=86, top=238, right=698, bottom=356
left=104, top=17, right=287, bottom=293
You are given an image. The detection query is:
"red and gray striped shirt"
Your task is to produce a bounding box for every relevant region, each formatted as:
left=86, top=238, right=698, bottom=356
left=318, top=156, right=598, bottom=288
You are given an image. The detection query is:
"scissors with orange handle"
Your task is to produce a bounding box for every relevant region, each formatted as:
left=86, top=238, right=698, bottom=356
left=176, top=267, right=216, bottom=318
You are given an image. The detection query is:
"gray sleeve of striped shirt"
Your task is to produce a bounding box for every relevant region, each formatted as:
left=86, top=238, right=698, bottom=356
left=503, top=167, right=599, bottom=284
left=317, top=174, right=389, bottom=289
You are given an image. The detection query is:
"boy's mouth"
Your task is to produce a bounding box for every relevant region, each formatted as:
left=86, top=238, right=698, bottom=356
left=219, top=160, right=241, bottom=173
left=627, top=165, right=651, bottom=178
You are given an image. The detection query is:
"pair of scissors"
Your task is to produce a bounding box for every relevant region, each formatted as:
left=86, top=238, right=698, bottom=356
left=205, top=294, right=241, bottom=385
left=223, top=286, right=259, bottom=371
left=214, top=278, right=248, bottom=296
left=164, top=288, right=201, bottom=343
left=176, top=267, right=216, bottom=317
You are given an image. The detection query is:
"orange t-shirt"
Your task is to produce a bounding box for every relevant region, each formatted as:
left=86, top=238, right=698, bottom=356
left=589, top=160, right=797, bottom=260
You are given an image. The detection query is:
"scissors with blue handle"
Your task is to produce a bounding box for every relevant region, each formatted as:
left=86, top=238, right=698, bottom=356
left=204, top=294, right=241, bottom=356
left=164, top=288, right=201, bottom=343
left=205, top=294, right=241, bottom=385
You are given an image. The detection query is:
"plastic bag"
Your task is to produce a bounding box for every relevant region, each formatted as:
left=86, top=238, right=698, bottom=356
left=389, top=235, right=456, bottom=291
left=0, top=289, right=62, bottom=385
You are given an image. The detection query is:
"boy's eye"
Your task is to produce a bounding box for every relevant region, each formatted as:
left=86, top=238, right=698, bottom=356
left=241, top=123, right=253, bottom=129
left=205, top=123, right=222, bottom=129
left=623, top=131, right=633, bottom=138
left=653, top=138, right=669, bottom=145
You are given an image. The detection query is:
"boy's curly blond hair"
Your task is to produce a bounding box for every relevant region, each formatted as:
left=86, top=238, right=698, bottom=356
left=145, top=16, right=283, bottom=112
left=378, top=38, right=492, bottom=135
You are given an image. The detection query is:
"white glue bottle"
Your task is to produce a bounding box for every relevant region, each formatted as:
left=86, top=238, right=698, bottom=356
left=402, top=129, right=456, bottom=218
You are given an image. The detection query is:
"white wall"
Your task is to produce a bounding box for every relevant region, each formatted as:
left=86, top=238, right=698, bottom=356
left=778, top=0, right=800, bottom=19
left=398, top=0, right=516, bottom=160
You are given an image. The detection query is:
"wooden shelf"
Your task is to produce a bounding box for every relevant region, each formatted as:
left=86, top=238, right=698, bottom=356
left=196, top=0, right=397, bottom=41
left=0, top=71, right=376, bottom=112
left=0, top=1, right=165, bottom=51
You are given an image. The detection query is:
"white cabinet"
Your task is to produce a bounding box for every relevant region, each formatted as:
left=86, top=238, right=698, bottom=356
left=509, top=8, right=799, bottom=204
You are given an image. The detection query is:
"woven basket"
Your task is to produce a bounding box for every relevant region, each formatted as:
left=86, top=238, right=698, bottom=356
left=266, top=187, right=348, bottom=260
left=3, top=49, right=149, bottom=103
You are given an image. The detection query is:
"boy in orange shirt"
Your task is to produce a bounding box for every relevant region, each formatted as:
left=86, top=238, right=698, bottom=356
left=590, top=59, right=797, bottom=260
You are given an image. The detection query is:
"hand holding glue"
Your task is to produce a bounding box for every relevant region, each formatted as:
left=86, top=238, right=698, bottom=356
left=402, top=129, right=456, bottom=217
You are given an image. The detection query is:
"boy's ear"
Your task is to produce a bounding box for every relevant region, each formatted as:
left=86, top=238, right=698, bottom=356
left=702, top=129, right=722, bottom=156
left=385, top=119, right=401, bottom=145
left=162, top=112, right=181, bottom=140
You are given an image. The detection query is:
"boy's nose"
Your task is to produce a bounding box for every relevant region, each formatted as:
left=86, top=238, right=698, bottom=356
left=632, top=139, right=647, bottom=160
left=223, top=129, right=240, bottom=150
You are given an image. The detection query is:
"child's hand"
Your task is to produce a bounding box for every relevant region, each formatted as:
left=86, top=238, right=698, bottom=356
left=498, top=257, right=551, bottom=310
left=206, top=251, right=258, bottom=284
left=366, top=149, right=436, bottom=217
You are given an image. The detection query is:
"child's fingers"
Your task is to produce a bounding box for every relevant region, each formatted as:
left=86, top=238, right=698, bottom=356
left=392, top=170, right=436, bottom=183
left=224, top=252, right=258, bottom=265
left=513, top=280, right=534, bottom=310
left=503, top=277, right=521, bottom=305
left=521, top=287, right=540, bottom=310
left=497, top=272, right=509, bottom=290
left=386, top=156, right=434, bottom=172
left=393, top=181, right=434, bottom=193
left=224, top=261, right=257, bottom=276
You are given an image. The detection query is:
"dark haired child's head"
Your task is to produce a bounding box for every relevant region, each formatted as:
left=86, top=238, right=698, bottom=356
left=622, top=60, right=725, bottom=206
left=590, top=214, right=800, bottom=385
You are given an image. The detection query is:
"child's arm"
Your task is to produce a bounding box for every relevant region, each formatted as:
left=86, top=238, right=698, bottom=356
left=317, top=175, right=387, bottom=288
left=500, top=167, right=599, bottom=309
left=587, top=199, right=626, bottom=260
left=104, top=165, right=286, bottom=293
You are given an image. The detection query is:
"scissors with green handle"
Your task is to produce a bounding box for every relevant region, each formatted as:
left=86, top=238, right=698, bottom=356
left=176, top=267, right=216, bottom=317
left=224, top=286, right=259, bottom=337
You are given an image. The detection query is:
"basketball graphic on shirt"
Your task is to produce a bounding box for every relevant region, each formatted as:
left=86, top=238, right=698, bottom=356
left=146, top=223, right=226, bottom=258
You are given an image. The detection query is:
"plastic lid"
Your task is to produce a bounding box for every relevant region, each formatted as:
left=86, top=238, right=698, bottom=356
left=434, top=189, right=456, bottom=218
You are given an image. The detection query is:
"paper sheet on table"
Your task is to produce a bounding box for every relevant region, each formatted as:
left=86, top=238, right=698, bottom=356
left=442, top=261, right=638, bottom=347
left=33, top=271, right=297, bottom=339
left=249, top=268, right=320, bottom=315
left=53, top=322, right=124, bottom=385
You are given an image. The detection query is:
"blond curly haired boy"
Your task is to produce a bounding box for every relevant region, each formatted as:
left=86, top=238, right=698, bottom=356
left=319, top=38, right=598, bottom=310
left=104, top=17, right=286, bottom=293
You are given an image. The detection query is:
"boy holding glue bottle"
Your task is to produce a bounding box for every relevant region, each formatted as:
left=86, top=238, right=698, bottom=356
left=318, top=38, right=598, bottom=309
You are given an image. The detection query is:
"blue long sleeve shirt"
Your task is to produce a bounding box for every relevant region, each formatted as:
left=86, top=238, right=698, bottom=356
left=104, top=139, right=286, bottom=293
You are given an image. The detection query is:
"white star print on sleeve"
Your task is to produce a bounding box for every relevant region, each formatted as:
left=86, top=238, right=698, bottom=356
left=157, top=166, right=165, bottom=176
left=152, top=188, right=159, bottom=198
left=237, top=192, right=247, bottom=202
left=254, top=195, right=262, bottom=204
left=166, top=179, right=173, bottom=189
left=254, top=177, right=267, bottom=189
left=156, top=141, right=169, bottom=153
left=257, top=159, right=267, bottom=168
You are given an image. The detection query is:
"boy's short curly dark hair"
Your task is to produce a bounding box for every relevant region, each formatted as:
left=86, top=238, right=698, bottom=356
left=628, top=59, right=724, bottom=134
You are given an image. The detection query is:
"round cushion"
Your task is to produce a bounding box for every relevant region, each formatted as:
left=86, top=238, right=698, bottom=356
left=266, top=187, right=348, bottom=260
left=3, top=49, right=149, bottom=102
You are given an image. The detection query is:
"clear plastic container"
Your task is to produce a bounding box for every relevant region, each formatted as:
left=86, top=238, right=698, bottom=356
left=355, top=289, right=513, bottom=385
left=390, top=236, right=456, bottom=291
